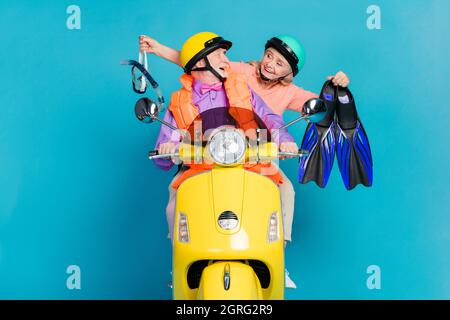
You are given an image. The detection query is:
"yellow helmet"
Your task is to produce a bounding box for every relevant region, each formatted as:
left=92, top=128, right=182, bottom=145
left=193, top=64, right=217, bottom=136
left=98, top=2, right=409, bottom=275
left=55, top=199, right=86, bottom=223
left=180, top=32, right=232, bottom=73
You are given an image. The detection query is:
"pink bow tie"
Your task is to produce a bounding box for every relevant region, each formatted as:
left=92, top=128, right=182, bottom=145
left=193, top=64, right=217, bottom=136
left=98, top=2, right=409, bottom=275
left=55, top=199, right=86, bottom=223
left=200, top=82, right=223, bottom=94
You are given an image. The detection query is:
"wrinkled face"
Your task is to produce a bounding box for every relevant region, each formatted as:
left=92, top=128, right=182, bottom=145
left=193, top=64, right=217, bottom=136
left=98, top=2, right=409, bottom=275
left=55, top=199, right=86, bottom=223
left=260, top=48, right=292, bottom=80
left=193, top=48, right=230, bottom=81
left=207, top=48, right=230, bottom=76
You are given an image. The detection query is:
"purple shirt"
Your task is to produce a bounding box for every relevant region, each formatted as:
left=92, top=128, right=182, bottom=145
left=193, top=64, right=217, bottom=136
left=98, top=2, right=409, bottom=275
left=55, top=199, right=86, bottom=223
left=154, top=79, right=294, bottom=170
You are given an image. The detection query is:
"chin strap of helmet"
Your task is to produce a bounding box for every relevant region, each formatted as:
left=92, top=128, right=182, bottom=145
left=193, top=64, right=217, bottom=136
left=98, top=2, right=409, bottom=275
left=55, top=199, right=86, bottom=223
left=259, top=66, right=293, bottom=83
left=190, top=56, right=226, bottom=82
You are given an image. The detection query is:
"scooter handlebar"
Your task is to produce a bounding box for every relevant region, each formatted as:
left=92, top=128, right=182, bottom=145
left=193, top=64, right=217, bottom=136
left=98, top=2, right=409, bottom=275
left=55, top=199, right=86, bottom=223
left=148, top=146, right=308, bottom=161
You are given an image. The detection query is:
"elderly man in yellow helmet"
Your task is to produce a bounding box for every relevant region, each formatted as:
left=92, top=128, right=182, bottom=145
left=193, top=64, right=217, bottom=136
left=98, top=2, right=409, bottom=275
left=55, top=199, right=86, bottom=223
left=154, top=32, right=298, bottom=242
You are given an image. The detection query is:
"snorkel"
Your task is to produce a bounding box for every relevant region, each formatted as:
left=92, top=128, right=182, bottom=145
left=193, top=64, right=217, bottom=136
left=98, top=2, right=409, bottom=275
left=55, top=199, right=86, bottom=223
left=121, top=51, right=166, bottom=112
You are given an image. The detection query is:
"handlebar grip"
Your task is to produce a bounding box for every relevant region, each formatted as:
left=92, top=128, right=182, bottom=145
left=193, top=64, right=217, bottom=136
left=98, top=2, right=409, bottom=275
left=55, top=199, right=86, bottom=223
left=278, top=149, right=310, bottom=157
left=148, top=150, right=159, bottom=157
left=148, top=150, right=179, bottom=160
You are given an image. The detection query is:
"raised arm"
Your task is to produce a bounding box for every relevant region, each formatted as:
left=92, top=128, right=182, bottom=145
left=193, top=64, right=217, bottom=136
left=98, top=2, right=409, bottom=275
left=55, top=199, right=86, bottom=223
left=139, top=35, right=182, bottom=67
left=250, top=89, right=294, bottom=143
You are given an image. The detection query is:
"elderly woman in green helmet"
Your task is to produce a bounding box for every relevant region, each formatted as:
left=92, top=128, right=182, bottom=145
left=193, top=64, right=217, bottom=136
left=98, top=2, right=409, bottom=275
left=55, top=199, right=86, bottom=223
left=140, top=33, right=350, bottom=288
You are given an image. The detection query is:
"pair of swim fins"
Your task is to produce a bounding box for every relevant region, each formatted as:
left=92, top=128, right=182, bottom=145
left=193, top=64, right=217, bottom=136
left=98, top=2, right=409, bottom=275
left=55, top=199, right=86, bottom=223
left=298, top=80, right=373, bottom=190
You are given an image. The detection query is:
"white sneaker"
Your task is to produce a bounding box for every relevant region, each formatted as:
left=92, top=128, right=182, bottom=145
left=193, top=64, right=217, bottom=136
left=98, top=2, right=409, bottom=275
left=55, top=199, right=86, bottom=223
left=285, top=269, right=297, bottom=289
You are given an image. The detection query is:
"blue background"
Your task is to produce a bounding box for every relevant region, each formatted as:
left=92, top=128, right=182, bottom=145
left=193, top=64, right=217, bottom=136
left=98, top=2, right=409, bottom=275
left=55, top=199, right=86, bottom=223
left=1, top=0, right=449, bottom=299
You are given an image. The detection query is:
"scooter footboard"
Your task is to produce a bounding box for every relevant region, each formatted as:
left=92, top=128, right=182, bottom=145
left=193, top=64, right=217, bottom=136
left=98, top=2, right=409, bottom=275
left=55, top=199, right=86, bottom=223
left=197, top=261, right=263, bottom=300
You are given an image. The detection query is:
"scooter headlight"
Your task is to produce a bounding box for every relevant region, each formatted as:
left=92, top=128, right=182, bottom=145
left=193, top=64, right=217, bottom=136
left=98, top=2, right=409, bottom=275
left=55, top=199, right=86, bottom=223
left=218, top=211, right=239, bottom=230
left=208, top=128, right=246, bottom=165
left=267, top=212, right=279, bottom=243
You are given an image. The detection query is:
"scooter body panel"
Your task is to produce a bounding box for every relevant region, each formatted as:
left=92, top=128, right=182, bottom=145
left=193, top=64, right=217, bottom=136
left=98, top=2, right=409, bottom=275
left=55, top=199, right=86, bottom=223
left=173, top=166, right=284, bottom=300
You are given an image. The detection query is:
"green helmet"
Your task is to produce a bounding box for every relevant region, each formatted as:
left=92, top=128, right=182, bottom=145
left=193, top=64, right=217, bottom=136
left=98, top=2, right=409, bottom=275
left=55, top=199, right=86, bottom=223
left=265, top=35, right=305, bottom=76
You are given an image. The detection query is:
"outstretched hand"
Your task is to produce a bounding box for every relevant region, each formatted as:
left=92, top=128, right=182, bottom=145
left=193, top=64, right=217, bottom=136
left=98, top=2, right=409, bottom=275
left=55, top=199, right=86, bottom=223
left=327, top=71, right=350, bottom=87
left=139, top=35, right=161, bottom=55
left=158, top=142, right=177, bottom=155
left=279, top=141, right=299, bottom=159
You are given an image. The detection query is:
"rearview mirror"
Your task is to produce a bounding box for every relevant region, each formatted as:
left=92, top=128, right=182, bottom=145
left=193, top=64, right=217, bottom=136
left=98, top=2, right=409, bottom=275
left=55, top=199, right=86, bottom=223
left=135, top=97, right=158, bottom=123
left=302, top=98, right=327, bottom=123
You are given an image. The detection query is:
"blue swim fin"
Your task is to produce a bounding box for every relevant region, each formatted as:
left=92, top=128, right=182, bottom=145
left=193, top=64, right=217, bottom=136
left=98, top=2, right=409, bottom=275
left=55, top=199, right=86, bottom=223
left=299, top=122, right=336, bottom=188
left=335, top=86, right=373, bottom=190
left=298, top=80, right=336, bottom=188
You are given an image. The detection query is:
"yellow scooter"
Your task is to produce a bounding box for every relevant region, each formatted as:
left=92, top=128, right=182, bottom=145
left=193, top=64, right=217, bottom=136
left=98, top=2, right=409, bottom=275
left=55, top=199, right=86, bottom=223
left=136, top=99, right=326, bottom=300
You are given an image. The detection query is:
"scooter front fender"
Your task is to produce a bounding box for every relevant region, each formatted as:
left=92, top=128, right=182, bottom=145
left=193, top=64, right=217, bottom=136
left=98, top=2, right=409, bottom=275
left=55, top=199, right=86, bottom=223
left=197, top=261, right=263, bottom=300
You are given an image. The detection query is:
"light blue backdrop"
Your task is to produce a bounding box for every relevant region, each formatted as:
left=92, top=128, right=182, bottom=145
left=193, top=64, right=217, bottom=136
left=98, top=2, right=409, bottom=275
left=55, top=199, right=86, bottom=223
left=1, top=0, right=449, bottom=299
